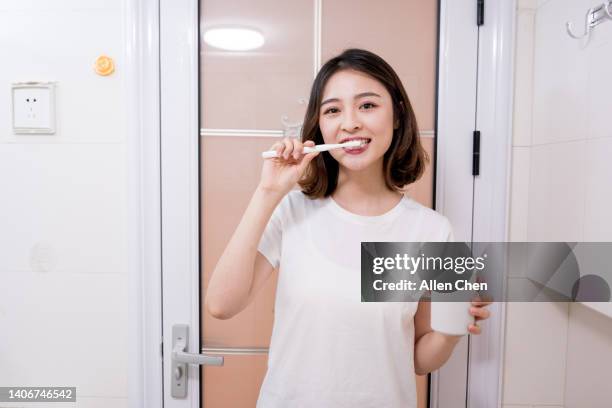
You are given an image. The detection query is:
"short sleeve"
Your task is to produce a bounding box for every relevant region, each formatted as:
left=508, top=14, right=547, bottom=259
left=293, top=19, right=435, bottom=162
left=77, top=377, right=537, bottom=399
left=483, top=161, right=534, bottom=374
left=257, top=199, right=284, bottom=270
left=444, top=217, right=455, bottom=242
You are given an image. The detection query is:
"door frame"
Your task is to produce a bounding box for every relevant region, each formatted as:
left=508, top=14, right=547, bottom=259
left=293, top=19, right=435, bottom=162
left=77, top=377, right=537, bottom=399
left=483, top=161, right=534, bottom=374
left=127, top=0, right=515, bottom=407
left=125, top=0, right=164, bottom=407
left=432, top=0, right=479, bottom=405
left=434, top=0, right=515, bottom=407
left=466, top=0, right=515, bottom=406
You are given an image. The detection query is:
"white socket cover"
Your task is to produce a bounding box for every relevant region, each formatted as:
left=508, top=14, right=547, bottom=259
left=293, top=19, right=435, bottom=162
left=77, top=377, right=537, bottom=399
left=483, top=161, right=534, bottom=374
left=12, top=81, right=56, bottom=134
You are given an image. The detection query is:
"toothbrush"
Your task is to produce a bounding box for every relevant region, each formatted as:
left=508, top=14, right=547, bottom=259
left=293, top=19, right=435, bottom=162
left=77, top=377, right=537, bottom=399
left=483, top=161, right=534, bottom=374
left=261, top=140, right=367, bottom=159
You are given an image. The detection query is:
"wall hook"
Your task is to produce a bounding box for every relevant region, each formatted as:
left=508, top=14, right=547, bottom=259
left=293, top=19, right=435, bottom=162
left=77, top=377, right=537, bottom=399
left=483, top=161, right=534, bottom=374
left=566, top=7, right=595, bottom=39
left=566, top=2, right=612, bottom=40
left=604, top=1, right=612, bottom=18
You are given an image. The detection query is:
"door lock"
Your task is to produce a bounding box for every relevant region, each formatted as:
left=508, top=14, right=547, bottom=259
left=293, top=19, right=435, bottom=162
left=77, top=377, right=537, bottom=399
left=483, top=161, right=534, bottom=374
left=171, top=324, right=224, bottom=398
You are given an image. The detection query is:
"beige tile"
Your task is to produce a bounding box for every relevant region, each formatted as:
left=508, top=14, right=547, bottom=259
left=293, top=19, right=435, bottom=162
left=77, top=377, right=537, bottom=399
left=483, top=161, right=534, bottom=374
left=564, top=303, right=612, bottom=408
left=78, top=398, right=128, bottom=408
left=527, top=141, right=586, bottom=241
left=583, top=137, right=612, bottom=241
left=513, top=9, right=535, bottom=147
left=0, top=143, right=128, bottom=275
left=517, top=0, right=538, bottom=10
left=536, top=0, right=553, bottom=9
left=0, top=272, right=128, bottom=397
left=532, top=0, right=589, bottom=146
left=586, top=38, right=612, bottom=140
left=509, top=147, right=531, bottom=242
left=502, top=302, right=568, bottom=405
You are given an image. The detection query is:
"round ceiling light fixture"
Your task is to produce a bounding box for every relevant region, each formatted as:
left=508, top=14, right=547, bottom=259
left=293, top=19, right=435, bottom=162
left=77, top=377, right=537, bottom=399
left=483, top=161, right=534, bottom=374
left=203, top=27, right=265, bottom=51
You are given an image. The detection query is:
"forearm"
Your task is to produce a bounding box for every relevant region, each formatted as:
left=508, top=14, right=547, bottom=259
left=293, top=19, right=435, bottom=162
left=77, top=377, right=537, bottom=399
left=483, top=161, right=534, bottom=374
left=414, top=331, right=462, bottom=375
left=205, top=185, right=283, bottom=318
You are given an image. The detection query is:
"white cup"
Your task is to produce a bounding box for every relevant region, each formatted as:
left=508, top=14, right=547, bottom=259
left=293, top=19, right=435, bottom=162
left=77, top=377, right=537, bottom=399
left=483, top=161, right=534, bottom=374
left=430, top=300, right=474, bottom=336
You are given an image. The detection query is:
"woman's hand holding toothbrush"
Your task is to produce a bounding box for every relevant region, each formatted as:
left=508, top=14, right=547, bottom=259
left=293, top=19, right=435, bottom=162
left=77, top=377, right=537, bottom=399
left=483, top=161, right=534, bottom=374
left=258, top=138, right=320, bottom=197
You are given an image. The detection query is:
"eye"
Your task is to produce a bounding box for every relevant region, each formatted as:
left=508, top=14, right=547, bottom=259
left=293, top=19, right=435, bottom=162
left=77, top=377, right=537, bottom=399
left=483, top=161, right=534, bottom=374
left=323, top=107, right=340, bottom=115
left=361, top=102, right=377, bottom=110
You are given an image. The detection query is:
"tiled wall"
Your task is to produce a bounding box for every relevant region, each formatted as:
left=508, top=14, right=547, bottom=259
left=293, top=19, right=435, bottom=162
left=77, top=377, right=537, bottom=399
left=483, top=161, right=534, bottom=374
left=0, top=1, right=128, bottom=407
left=505, top=0, right=612, bottom=407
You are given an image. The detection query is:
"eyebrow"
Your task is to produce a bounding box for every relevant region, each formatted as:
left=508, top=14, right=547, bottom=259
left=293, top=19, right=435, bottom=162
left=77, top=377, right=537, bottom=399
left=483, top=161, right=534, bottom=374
left=320, top=92, right=382, bottom=107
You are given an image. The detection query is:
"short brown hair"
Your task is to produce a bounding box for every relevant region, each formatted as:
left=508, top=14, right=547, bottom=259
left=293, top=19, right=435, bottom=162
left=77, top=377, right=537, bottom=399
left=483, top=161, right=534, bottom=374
left=298, top=48, right=428, bottom=198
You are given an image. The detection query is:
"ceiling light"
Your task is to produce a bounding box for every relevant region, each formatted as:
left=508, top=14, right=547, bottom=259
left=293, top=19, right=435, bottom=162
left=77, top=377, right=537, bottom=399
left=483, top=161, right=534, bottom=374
left=203, top=27, right=265, bottom=51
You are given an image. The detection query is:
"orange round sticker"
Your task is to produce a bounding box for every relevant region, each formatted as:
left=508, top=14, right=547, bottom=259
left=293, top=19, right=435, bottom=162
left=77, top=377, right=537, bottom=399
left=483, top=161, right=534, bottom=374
left=94, top=55, right=115, bottom=76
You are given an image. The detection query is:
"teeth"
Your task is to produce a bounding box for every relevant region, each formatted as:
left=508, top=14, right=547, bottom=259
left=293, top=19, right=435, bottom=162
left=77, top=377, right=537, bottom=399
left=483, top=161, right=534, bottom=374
left=343, top=138, right=370, bottom=146
left=344, top=139, right=370, bottom=149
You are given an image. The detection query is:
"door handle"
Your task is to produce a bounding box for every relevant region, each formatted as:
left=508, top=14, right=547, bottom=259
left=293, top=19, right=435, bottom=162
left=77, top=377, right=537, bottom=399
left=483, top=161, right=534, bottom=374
left=171, top=324, right=224, bottom=398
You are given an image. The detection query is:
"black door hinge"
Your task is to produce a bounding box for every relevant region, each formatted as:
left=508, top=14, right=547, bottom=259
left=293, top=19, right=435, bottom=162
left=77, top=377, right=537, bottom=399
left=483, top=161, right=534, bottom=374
left=472, top=130, right=480, bottom=176
left=477, top=0, right=484, bottom=26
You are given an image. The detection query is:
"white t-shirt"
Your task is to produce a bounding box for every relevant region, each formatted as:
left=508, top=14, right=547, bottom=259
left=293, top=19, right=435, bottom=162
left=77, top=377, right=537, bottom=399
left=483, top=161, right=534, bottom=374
left=256, top=190, right=453, bottom=408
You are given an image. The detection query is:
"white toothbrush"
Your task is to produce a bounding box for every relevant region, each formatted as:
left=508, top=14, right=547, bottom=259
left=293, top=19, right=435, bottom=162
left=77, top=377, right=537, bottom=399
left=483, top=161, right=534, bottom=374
left=261, top=140, right=367, bottom=159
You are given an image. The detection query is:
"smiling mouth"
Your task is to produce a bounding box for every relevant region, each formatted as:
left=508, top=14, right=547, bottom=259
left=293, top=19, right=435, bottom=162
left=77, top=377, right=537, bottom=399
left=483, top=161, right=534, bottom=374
left=340, top=137, right=372, bottom=145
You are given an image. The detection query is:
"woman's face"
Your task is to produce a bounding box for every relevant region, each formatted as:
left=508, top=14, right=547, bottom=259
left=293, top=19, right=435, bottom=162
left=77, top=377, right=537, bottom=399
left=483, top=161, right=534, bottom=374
left=318, top=69, right=395, bottom=172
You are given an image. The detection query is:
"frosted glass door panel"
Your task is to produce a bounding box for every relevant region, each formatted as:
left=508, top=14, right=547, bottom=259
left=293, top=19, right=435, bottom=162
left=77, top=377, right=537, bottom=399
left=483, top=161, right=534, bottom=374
left=200, top=0, right=313, bottom=130
left=322, top=0, right=438, bottom=208
left=200, top=1, right=439, bottom=407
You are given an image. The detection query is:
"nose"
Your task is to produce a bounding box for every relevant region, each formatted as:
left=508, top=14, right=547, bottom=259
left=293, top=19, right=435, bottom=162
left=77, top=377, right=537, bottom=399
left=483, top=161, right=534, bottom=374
left=340, top=108, right=362, bottom=132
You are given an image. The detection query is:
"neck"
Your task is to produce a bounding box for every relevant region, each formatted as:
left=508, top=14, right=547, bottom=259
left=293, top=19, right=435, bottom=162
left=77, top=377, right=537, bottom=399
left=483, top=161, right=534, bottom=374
left=331, top=160, right=403, bottom=215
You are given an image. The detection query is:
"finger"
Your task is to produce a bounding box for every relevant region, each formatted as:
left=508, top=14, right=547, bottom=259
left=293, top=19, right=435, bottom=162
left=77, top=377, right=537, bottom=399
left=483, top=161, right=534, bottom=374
left=471, top=300, right=493, bottom=307
left=271, top=141, right=284, bottom=159
left=282, top=138, right=293, bottom=160
left=468, top=323, right=481, bottom=335
left=470, top=306, right=490, bottom=320
left=292, top=139, right=303, bottom=160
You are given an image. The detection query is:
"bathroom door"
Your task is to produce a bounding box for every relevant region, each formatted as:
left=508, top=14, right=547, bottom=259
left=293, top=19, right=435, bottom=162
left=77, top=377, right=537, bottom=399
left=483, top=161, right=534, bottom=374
left=158, top=0, right=486, bottom=407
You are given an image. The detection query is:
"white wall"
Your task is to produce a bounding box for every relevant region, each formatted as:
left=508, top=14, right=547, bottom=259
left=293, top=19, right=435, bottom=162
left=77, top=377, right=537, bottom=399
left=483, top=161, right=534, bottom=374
left=504, top=0, right=612, bottom=407
left=0, top=1, right=129, bottom=407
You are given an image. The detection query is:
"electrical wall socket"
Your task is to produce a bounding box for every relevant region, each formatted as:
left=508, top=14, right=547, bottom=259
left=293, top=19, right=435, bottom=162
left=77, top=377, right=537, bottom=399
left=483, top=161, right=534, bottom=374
left=12, top=82, right=56, bottom=134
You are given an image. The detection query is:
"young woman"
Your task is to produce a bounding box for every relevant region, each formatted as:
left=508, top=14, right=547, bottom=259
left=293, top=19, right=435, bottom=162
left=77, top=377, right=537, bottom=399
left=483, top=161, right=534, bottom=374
left=206, top=48, right=491, bottom=407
